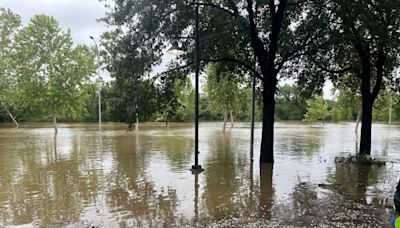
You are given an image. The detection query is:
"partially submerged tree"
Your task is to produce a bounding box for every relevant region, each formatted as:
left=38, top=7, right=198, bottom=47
left=306, top=1, right=400, bottom=155
left=373, top=90, right=400, bottom=124
left=304, top=95, right=329, bottom=126
left=0, top=8, right=21, bottom=127
left=14, top=15, right=96, bottom=133
left=173, top=76, right=195, bottom=122
left=332, top=75, right=362, bottom=131
left=101, top=0, right=325, bottom=163
left=100, top=31, right=161, bottom=130
left=205, top=63, right=243, bottom=132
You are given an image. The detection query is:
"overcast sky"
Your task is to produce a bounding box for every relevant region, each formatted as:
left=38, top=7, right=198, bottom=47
left=1, top=0, right=108, bottom=45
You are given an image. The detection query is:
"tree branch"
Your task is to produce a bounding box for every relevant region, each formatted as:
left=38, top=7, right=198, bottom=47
left=151, top=61, right=193, bottom=83
left=196, top=2, right=237, bottom=17
left=287, top=0, right=310, bottom=6
left=205, top=57, right=263, bottom=80
left=246, top=0, right=268, bottom=65
left=268, top=0, right=287, bottom=69
left=276, top=51, right=304, bottom=72
left=310, top=58, right=352, bottom=74
left=269, top=0, right=276, bottom=18
left=227, top=0, right=240, bottom=17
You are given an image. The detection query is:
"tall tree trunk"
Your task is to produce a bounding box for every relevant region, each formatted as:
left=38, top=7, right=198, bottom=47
left=53, top=114, right=58, bottom=134
left=260, top=76, right=276, bottom=163
left=247, top=0, right=286, bottom=164
left=230, top=110, right=234, bottom=128
left=359, top=97, right=372, bottom=155
left=223, top=110, right=227, bottom=132
left=357, top=48, right=384, bottom=156
left=5, top=108, right=18, bottom=128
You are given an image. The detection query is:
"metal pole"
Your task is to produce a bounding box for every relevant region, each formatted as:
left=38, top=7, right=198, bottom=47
left=389, top=93, right=392, bottom=127
left=99, top=85, right=102, bottom=126
left=250, top=55, right=256, bottom=159
left=90, top=36, right=102, bottom=128
left=191, top=2, right=203, bottom=172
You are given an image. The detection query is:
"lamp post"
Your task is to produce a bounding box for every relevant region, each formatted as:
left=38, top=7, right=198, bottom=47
left=90, top=36, right=102, bottom=128
left=167, top=2, right=203, bottom=173
left=250, top=55, right=256, bottom=160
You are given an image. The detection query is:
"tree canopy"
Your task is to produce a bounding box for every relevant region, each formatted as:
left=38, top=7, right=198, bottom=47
left=0, top=8, right=21, bottom=127
left=101, top=0, right=329, bottom=163
left=14, top=14, right=96, bottom=132
left=304, top=95, right=330, bottom=126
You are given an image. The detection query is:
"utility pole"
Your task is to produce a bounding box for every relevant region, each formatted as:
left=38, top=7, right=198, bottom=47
left=90, top=36, right=102, bottom=129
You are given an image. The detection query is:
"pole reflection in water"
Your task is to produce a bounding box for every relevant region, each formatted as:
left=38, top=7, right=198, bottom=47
left=259, top=163, right=274, bottom=219
left=249, top=147, right=254, bottom=203
left=194, top=173, right=199, bottom=222
left=53, top=133, right=58, bottom=163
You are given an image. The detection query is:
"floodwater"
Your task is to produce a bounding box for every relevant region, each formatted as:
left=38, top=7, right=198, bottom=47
left=0, top=122, right=399, bottom=227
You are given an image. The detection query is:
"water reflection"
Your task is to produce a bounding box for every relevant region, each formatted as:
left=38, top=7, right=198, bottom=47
left=259, top=164, right=274, bottom=219
left=106, top=130, right=179, bottom=227
left=193, top=173, right=200, bottom=222
left=0, top=130, right=101, bottom=226
left=0, top=123, right=398, bottom=226
left=327, top=162, right=384, bottom=205
left=202, top=131, right=241, bottom=219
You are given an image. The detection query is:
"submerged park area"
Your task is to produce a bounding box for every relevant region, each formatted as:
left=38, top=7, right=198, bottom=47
left=0, top=122, right=399, bottom=227
left=1, top=0, right=400, bottom=227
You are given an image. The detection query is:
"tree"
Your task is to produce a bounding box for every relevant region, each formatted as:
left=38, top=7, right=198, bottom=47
left=156, top=70, right=190, bottom=127
left=275, top=84, right=307, bottom=120
left=109, top=78, right=159, bottom=130
left=156, top=81, right=178, bottom=128
left=330, top=93, right=355, bottom=123
left=0, top=8, right=21, bottom=127
left=100, top=31, right=161, bottom=129
left=171, top=75, right=195, bottom=122
left=205, top=63, right=243, bottom=131
left=14, top=15, right=96, bottom=133
left=373, top=90, right=400, bottom=124
left=101, top=0, right=325, bottom=163
left=304, top=95, right=329, bottom=126
left=309, top=1, right=400, bottom=155
left=332, top=74, right=362, bottom=131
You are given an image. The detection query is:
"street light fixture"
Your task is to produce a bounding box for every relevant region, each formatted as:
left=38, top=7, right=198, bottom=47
left=90, top=36, right=102, bottom=128
left=166, top=42, right=185, bottom=56
left=167, top=2, right=203, bottom=173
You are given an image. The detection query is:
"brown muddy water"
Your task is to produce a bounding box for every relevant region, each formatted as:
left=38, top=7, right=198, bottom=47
left=0, top=122, right=399, bottom=227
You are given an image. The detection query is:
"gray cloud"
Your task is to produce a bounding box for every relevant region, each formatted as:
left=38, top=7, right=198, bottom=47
left=1, top=0, right=108, bottom=45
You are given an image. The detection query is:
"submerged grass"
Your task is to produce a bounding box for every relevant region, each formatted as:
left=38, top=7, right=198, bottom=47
left=335, top=154, right=386, bottom=166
